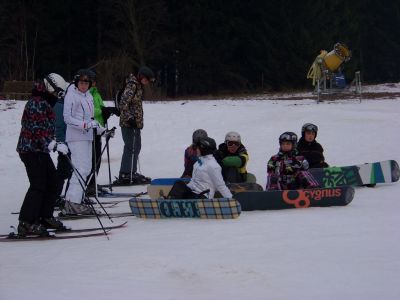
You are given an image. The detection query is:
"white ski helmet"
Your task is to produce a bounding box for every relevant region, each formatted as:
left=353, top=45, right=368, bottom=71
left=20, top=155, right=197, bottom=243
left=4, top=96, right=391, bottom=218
left=225, top=131, right=241, bottom=144
left=44, top=73, right=68, bottom=95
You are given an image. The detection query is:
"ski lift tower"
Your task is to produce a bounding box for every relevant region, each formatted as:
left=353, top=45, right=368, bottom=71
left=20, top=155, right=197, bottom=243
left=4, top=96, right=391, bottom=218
left=307, top=43, right=362, bottom=102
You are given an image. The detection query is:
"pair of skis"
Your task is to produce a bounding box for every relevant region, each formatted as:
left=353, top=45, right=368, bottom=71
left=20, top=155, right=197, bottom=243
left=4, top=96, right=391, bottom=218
left=0, top=222, right=128, bottom=242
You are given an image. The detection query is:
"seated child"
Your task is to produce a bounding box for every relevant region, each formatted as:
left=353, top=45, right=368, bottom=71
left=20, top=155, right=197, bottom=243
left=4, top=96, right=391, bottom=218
left=297, top=123, right=329, bottom=168
left=181, top=129, right=208, bottom=178
left=214, top=131, right=249, bottom=183
left=266, top=132, right=318, bottom=190
left=169, top=137, right=232, bottom=199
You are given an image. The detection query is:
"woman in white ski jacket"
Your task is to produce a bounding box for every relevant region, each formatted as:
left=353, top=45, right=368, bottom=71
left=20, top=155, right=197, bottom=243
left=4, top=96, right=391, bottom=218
left=188, top=153, right=232, bottom=198
left=169, top=137, right=232, bottom=199
left=63, top=69, right=103, bottom=212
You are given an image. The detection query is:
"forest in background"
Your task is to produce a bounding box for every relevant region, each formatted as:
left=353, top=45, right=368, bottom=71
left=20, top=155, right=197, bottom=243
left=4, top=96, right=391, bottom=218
left=1, top=0, right=400, bottom=98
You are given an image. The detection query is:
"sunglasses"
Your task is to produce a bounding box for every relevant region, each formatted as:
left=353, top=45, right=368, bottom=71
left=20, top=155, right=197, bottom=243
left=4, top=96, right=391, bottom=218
left=227, top=141, right=240, bottom=147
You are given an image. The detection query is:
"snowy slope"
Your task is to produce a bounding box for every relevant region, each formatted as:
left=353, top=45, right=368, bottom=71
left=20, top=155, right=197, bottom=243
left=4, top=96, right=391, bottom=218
left=1, top=87, right=400, bottom=300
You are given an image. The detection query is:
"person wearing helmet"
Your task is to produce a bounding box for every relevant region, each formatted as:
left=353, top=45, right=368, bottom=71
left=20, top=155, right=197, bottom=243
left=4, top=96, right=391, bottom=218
left=180, top=129, right=208, bottom=178
left=168, top=137, right=232, bottom=199
left=16, top=79, right=69, bottom=236
left=214, top=131, right=249, bottom=183
left=114, top=66, right=155, bottom=185
left=297, top=123, right=329, bottom=168
left=266, top=132, right=318, bottom=190
left=45, top=73, right=73, bottom=208
left=62, top=69, right=105, bottom=215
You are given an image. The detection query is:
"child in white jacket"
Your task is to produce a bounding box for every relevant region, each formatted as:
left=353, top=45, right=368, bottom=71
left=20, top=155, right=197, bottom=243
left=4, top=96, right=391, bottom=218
left=63, top=69, right=104, bottom=214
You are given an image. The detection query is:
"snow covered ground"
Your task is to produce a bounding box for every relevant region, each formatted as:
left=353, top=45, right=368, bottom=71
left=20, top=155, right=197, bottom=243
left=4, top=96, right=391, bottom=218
left=1, top=85, right=400, bottom=300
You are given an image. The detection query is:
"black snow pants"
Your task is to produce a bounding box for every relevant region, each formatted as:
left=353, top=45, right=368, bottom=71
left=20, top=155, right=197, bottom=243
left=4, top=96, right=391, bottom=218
left=19, top=152, right=58, bottom=223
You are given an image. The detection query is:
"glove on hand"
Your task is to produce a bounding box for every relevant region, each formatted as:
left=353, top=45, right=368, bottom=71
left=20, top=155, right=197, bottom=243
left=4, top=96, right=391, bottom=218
left=85, top=120, right=100, bottom=129
left=103, top=129, right=115, bottom=139
left=48, top=140, right=57, bottom=152
left=222, top=156, right=242, bottom=168
left=56, top=143, right=69, bottom=155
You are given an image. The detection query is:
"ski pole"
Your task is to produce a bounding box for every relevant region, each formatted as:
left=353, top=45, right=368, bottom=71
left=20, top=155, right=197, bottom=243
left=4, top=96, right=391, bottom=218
left=130, top=129, right=136, bottom=184
left=64, top=155, right=110, bottom=238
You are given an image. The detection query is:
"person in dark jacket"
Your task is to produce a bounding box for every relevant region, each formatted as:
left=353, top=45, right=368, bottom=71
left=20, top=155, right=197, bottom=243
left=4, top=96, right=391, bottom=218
left=16, top=80, right=69, bottom=236
left=215, top=131, right=249, bottom=183
left=266, top=132, right=318, bottom=190
left=114, top=66, right=155, bottom=185
left=297, top=123, right=329, bottom=168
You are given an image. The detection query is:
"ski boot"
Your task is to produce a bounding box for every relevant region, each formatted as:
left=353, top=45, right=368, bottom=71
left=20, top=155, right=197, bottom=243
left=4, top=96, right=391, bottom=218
left=41, top=217, right=69, bottom=231
left=17, top=221, right=49, bottom=237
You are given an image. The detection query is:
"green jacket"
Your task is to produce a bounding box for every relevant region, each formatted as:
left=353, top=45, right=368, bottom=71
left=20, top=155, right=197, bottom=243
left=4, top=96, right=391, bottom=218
left=89, top=86, right=105, bottom=126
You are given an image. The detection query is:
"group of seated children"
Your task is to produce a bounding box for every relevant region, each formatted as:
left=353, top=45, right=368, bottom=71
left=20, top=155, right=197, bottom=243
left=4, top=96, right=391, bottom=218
left=170, top=123, right=328, bottom=199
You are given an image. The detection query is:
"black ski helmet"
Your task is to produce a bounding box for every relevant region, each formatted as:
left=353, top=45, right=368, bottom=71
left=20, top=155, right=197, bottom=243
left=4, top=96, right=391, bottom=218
left=196, top=137, right=216, bottom=156
left=301, top=123, right=318, bottom=138
left=138, top=66, right=155, bottom=82
left=74, top=69, right=93, bottom=88
left=279, top=131, right=298, bottom=148
left=192, top=129, right=208, bottom=144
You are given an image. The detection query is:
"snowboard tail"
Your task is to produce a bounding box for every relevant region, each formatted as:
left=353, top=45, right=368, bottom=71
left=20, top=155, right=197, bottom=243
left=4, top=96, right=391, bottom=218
left=309, top=160, right=400, bottom=188
left=234, top=186, right=355, bottom=211
left=129, top=197, right=241, bottom=219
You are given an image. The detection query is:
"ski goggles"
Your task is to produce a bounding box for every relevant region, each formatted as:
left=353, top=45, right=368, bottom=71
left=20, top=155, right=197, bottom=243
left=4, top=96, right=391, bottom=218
left=279, top=133, right=297, bottom=142
left=303, top=123, right=318, bottom=132
left=227, top=141, right=240, bottom=147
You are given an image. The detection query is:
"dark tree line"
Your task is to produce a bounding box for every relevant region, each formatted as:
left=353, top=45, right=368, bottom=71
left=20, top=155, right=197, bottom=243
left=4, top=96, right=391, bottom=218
left=0, top=0, right=399, bottom=98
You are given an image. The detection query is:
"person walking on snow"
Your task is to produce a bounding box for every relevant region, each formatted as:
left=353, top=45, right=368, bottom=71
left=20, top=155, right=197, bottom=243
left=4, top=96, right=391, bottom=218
left=114, top=66, right=155, bottom=185
left=63, top=69, right=105, bottom=215
left=16, top=79, right=69, bottom=236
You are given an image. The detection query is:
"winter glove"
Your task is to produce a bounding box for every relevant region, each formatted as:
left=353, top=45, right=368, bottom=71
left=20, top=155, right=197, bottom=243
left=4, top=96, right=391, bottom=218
left=56, top=143, right=69, bottom=155
left=84, top=120, right=100, bottom=129
left=128, top=118, right=137, bottom=128
left=103, top=128, right=116, bottom=139
left=222, top=156, right=242, bottom=168
left=48, top=140, right=57, bottom=152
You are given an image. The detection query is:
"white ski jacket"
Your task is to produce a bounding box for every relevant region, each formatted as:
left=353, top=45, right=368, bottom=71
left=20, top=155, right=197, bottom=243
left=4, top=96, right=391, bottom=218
left=187, top=154, right=233, bottom=198
left=63, top=85, right=94, bottom=142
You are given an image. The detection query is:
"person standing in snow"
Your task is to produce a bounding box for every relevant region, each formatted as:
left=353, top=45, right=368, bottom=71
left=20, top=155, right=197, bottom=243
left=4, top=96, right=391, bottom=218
left=63, top=69, right=105, bottom=215
left=169, top=137, right=233, bottom=199
left=113, top=66, right=155, bottom=185
left=181, top=129, right=208, bottom=178
left=297, top=123, right=329, bottom=168
left=44, top=73, right=72, bottom=207
left=16, top=79, right=69, bottom=236
left=214, top=131, right=249, bottom=183
left=266, top=132, right=318, bottom=190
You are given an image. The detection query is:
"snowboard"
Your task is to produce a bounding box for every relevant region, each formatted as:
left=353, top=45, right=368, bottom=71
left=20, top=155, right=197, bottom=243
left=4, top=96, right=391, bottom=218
left=309, top=160, right=400, bottom=188
left=147, top=181, right=263, bottom=200
left=129, top=197, right=241, bottom=219
left=234, top=186, right=355, bottom=211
